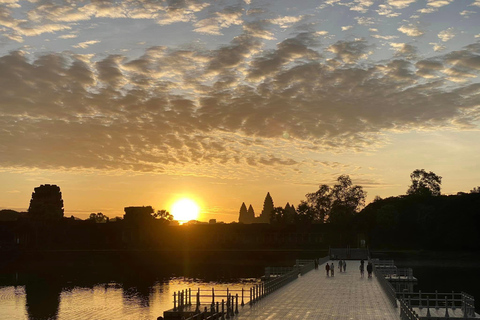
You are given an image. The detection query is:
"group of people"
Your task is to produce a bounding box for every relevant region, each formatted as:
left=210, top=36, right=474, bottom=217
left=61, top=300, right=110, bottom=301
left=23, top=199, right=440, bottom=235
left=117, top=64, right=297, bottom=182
left=323, top=259, right=373, bottom=278
left=324, top=262, right=335, bottom=277
left=359, top=259, right=373, bottom=278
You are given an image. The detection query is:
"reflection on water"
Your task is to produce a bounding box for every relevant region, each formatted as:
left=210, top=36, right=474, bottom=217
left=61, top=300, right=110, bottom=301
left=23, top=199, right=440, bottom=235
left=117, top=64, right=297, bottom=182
left=25, top=278, right=62, bottom=320
left=0, top=269, right=260, bottom=320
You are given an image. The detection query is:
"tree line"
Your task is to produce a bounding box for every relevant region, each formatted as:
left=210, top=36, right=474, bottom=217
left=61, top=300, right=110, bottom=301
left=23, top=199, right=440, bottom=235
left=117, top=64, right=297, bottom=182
left=268, top=169, right=480, bottom=250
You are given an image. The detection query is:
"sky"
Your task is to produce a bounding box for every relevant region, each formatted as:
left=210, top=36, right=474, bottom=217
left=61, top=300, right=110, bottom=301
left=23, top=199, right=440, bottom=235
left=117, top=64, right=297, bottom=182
left=0, top=0, right=479, bottom=222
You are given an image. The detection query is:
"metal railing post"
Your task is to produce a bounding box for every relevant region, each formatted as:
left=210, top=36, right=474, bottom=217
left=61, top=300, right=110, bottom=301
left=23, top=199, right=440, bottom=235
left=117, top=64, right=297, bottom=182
left=445, top=296, right=450, bottom=318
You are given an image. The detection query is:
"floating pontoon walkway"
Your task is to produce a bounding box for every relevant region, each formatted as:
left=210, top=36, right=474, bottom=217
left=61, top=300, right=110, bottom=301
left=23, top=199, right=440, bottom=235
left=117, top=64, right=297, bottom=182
left=236, top=260, right=400, bottom=320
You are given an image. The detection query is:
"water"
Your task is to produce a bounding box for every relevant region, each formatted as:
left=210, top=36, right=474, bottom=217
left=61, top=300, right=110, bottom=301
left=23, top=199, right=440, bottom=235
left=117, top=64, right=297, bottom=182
left=0, top=274, right=260, bottom=320
left=1, top=256, right=478, bottom=319
left=373, top=252, right=480, bottom=313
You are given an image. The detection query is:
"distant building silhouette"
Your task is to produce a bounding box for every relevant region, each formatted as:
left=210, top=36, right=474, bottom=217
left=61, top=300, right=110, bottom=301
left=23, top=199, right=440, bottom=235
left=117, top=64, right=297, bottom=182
left=284, top=202, right=296, bottom=224
left=247, top=204, right=255, bottom=223
left=238, top=202, right=248, bottom=224
left=124, top=206, right=154, bottom=223
left=238, top=193, right=276, bottom=224
left=258, top=192, right=274, bottom=223
left=28, top=184, right=64, bottom=220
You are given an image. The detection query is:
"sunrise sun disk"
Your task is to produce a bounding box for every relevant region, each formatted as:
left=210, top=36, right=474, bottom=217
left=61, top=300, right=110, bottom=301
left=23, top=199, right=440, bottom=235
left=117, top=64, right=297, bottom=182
left=171, top=198, right=200, bottom=222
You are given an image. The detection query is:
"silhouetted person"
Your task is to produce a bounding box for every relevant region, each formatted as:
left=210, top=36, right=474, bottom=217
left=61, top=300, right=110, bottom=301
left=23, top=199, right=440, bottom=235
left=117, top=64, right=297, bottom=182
left=314, top=259, right=318, bottom=270
left=338, top=260, right=342, bottom=273
left=325, top=262, right=330, bottom=276
left=343, top=261, right=347, bottom=272
left=367, top=262, right=373, bottom=278
left=360, top=263, right=364, bottom=278
left=330, top=263, right=335, bottom=277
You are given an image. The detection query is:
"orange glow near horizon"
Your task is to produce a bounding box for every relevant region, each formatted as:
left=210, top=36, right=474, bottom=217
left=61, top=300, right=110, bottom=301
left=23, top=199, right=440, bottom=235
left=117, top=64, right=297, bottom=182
left=170, top=198, right=200, bottom=223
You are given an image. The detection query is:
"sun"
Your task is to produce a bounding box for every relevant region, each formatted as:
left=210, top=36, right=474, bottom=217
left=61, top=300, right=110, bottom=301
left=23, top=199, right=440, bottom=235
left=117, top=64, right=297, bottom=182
left=171, top=198, right=200, bottom=222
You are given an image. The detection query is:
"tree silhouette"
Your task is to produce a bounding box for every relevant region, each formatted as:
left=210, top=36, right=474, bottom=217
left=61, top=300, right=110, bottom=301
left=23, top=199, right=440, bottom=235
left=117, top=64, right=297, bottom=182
left=89, top=212, right=108, bottom=223
left=153, top=209, right=173, bottom=221
left=470, top=186, right=480, bottom=194
left=302, top=175, right=366, bottom=224
left=406, top=169, right=442, bottom=196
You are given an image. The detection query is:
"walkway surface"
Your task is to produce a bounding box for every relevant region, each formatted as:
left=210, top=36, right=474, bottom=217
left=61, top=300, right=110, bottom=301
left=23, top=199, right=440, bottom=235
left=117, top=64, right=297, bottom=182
left=236, top=260, right=400, bottom=320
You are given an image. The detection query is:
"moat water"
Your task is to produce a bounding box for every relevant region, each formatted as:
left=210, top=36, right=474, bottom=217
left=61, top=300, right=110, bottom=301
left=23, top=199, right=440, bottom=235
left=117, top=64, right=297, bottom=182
left=1, top=258, right=478, bottom=319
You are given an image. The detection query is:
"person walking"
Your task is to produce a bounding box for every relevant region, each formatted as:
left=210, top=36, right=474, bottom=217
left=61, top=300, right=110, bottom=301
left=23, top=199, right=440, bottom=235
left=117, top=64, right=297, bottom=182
left=330, top=263, right=335, bottom=277
left=325, top=262, right=330, bottom=277
left=359, top=262, right=364, bottom=278
left=338, top=260, right=343, bottom=273
left=366, top=262, right=373, bottom=278
left=343, top=260, right=347, bottom=272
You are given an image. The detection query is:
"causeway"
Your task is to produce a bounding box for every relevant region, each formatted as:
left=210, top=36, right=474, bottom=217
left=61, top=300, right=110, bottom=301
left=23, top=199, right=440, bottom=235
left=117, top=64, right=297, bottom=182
left=236, top=260, right=400, bottom=320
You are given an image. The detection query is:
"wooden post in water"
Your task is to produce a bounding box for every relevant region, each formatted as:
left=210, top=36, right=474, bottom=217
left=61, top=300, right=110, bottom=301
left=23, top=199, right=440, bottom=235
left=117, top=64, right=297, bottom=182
left=235, top=294, right=239, bottom=314
left=173, top=292, right=177, bottom=311
left=196, top=289, right=200, bottom=312
left=221, top=299, right=225, bottom=320
left=226, top=294, right=230, bottom=319
left=212, top=288, right=215, bottom=306
left=419, top=290, right=422, bottom=309
left=435, top=291, right=439, bottom=310
left=249, top=287, right=252, bottom=305
left=241, top=288, right=244, bottom=306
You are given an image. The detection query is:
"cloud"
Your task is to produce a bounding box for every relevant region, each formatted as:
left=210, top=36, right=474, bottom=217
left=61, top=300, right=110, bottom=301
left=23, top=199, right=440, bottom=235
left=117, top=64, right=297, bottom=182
left=430, top=42, right=446, bottom=52
left=58, top=34, right=78, bottom=39
left=73, top=40, right=100, bottom=49
left=342, top=25, right=353, bottom=31
left=372, top=34, right=398, bottom=40
left=243, top=21, right=275, bottom=40
left=327, top=39, right=372, bottom=63
left=398, top=24, right=424, bottom=37
left=1, top=23, right=480, bottom=176
left=438, top=28, right=455, bottom=42
left=376, top=5, right=401, bottom=17
left=355, top=17, right=375, bottom=26
left=415, top=59, right=444, bottom=78
left=427, top=0, right=453, bottom=8
left=390, top=43, right=417, bottom=59
left=388, top=0, right=417, bottom=9
left=269, top=15, right=304, bottom=29
left=460, top=10, right=476, bottom=17
left=193, top=6, right=243, bottom=35
left=348, top=0, right=374, bottom=13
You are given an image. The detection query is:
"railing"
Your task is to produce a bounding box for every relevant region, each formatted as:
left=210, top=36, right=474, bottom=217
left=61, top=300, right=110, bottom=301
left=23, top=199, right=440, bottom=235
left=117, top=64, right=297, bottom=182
left=376, top=266, right=415, bottom=280
left=372, top=260, right=398, bottom=308
left=183, top=304, right=225, bottom=320
left=398, top=290, right=477, bottom=318
left=169, top=256, right=329, bottom=319
left=398, top=297, right=420, bottom=320
left=264, top=266, right=294, bottom=278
